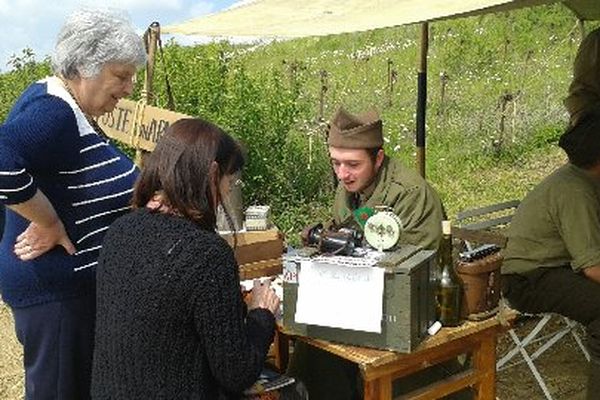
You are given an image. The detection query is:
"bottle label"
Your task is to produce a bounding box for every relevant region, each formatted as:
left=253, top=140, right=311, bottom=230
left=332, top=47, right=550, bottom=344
left=437, top=285, right=462, bottom=326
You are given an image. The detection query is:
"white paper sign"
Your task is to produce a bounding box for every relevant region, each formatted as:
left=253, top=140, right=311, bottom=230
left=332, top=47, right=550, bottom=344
left=282, top=258, right=299, bottom=284
left=294, top=260, right=385, bottom=333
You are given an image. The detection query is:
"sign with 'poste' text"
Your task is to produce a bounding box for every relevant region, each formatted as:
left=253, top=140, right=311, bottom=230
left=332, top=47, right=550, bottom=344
left=97, top=98, right=190, bottom=151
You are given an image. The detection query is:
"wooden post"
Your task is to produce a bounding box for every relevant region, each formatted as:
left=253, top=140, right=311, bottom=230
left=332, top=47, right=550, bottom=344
left=387, top=59, right=392, bottom=88
left=289, top=59, right=298, bottom=87
left=416, top=22, right=429, bottom=178
left=522, top=50, right=533, bottom=89
left=135, top=22, right=160, bottom=167
left=503, top=38, right=511, bottom=62
left=319, top=69, right=328, bottom=122
left=387, top=59, right=393, bottom=106
left=438, top=71, right=449, bottom=116
left=496, top=92, right=514, bottom=154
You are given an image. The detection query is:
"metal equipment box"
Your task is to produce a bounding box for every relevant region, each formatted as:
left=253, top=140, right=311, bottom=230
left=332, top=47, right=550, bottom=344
left=282, top=244, right=437, bottom=353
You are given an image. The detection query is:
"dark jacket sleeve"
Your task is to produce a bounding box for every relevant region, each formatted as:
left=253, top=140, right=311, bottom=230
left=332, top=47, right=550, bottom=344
left=192, top=239, right=276, bottom=395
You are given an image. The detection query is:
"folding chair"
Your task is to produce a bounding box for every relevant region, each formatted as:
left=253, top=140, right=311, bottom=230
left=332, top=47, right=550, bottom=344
left=453, top=199, right=519, bottom=250
left=496, top=312, right=589, bottom=400
left=454, top=200, right=590, bottom=400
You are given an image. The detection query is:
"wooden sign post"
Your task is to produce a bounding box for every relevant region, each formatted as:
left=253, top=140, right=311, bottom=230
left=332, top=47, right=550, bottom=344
left=97, top=98, right=189, bottom=152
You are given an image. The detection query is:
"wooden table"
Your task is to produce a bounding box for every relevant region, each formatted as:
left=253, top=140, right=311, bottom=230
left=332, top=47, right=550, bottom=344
left=275, top=312, right=515, bottom=400
left=239, top=258, right=282, bottom=280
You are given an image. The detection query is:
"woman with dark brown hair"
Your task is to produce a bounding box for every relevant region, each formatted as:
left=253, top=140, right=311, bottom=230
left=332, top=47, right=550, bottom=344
left=91, top=118, right=280, bottom=399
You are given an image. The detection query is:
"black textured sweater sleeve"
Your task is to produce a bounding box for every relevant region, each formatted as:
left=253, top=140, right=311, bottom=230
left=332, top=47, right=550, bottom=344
left=192, top=239, right=276, bottom=395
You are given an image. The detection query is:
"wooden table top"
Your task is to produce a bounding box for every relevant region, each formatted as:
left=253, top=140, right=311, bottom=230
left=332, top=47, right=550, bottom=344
left=239, top=258, right=282, bottom=280
left=280, top=308, right=517, bottom=370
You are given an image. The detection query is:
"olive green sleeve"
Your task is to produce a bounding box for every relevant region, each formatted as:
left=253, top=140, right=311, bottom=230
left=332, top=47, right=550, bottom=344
left=392, top=184, right=443, bottom=251
left=556, top=189, right=600, bottom=271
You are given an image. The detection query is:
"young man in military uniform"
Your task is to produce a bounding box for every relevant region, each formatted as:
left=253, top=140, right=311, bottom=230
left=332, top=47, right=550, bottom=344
left=288, top=107, right=468, bottom=400
left=502, top=111, right=600, bottom=400
left=328, top=106, right=445, bottom=251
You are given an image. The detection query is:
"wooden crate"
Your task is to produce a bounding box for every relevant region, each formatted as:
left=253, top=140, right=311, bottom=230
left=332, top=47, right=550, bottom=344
left=221, top=229, right=284, bottom=280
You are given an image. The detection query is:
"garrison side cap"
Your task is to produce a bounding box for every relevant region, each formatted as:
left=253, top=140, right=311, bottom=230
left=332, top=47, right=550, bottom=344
left=327, top=106, right=383, bottom=149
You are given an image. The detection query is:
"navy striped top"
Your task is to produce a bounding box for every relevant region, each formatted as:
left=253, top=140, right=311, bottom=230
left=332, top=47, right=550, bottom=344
left=0, top=76, right=139, bottom=307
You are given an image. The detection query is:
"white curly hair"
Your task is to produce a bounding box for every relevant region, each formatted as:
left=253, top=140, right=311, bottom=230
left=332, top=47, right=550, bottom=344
left=52, top=8, right=146, bottom=79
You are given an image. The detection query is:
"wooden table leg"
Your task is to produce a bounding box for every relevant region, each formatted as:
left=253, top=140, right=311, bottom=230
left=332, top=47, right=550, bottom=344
left=273, top=330, right=290, bottom=373
left=472, top=328, right=498, bottom=400
left=364, top=376, right=392, bottom=400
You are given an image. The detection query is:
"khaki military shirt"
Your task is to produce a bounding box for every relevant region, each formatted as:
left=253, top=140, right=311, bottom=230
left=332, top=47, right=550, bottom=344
left=503, top=163, right=600, bottom=275
left=332, top=156, right=444, bottom=251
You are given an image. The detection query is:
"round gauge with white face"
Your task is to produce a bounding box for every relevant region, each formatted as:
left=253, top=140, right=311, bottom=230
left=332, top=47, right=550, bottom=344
left=364, top=211, right=402, bottom=251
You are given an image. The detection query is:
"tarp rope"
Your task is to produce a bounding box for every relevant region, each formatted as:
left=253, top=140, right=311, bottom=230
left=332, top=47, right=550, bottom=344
left=156, top=28, right=176, bottom=111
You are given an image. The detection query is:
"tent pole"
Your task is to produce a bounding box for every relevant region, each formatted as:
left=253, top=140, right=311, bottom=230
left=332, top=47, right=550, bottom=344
left=135, top=22, right=160, bottom=167
left=143, top=22, right=159, bottom=104
left=416, top=22, right=429, bottom=178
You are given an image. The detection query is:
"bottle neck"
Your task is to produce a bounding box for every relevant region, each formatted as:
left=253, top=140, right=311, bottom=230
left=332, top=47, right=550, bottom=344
left=439, top=233, right=453, bottom=267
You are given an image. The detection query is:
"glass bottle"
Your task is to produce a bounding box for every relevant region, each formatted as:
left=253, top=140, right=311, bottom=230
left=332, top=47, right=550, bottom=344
left=437, top=220, right=463, bottom=327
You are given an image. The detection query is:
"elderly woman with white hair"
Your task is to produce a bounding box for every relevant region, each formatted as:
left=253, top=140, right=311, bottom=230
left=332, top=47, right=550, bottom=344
left=0, top=8, right=145, bottom=399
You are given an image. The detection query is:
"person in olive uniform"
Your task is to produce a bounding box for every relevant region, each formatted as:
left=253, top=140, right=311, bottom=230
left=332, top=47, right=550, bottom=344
left=502, top=111, right=600, bottom=400
left=288, top=107, right=462, bottom=400
left=329, top=107, right=445, bottom=251
left=565, top=27, right=600, bottom=125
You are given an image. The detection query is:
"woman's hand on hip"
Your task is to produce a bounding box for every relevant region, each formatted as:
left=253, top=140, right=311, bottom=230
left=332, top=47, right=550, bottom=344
left=14, top=220, right=76, bottom=261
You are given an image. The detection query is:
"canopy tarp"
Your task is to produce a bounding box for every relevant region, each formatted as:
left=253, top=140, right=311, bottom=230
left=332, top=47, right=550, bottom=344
left=162, top=0, right=599, bottom=38
left=162, top=0, right=599, bottom=177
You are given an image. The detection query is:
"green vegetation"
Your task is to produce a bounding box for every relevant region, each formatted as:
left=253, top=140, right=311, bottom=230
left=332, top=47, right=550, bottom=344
left=1, top=4, right=598, bottom=243
left=0, top=49, right=51, bottom=118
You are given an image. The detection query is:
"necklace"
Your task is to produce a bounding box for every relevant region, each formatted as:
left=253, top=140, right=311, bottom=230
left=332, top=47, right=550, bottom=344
left=57, top=76, right=110, bottom=141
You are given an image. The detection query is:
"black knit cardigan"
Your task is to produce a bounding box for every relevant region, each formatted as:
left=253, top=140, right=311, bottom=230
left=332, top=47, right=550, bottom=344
left=92, top=208, right=275, bottom=399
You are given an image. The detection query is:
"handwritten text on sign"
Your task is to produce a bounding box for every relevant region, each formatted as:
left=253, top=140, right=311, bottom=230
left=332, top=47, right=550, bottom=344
left=98, top=99, right=190, bottom=151
left=295, top=261, right=384, bottom=333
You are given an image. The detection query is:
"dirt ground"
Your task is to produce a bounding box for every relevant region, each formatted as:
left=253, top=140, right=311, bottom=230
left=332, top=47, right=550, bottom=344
left=495, top=316, right=587, bottom=399
left=0, top=302, right=23, bottom=400
left=0, top=301, right=588, bottom=400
